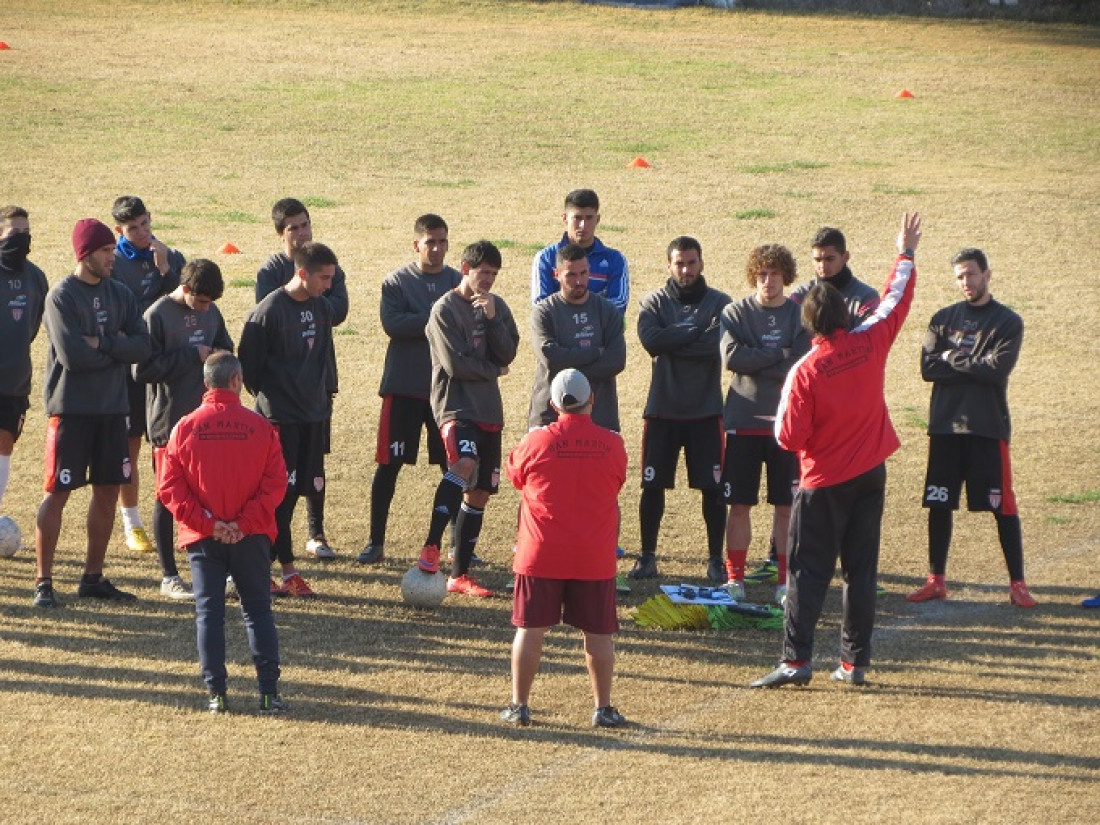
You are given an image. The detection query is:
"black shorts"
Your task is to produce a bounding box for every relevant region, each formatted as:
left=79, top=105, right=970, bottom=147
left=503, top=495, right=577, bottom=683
left=43, top=414, right=131, bottom=492
left=375, top=395, right=446, bottom=467
left=275, top=421, right=327, bottom=497
left=0, top=394, right=29, bottom=442
left=126, top=376, right=146, bottom=438
left=722, top=432, right=798, bottom=506
left=923, top=434, right=1018, bottom=515
left=440, top=419, right=501, bottom=494
left=640, top=416, right=724, bottom=490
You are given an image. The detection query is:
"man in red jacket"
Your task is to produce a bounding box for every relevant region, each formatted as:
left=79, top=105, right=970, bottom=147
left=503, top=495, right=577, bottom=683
left=502, top=369, right=629, bottom=728
left=158, top=352, right=289, bottom=714
left=751, top=212, right=922, bottom=690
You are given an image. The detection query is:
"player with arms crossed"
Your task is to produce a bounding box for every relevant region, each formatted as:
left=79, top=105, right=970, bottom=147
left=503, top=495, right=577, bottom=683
left=907, top=247, right=1035, bottom=608
left=418, top=241, right=520, bottom=597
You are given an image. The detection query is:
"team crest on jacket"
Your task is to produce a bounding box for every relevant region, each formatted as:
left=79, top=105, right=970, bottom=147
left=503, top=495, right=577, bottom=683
left=11, top=308, right=22, bottom=321
left=713, top=464, right=722, bottom=484
left=988, top=489, right=1002, bottom=510
left=314, top=476, right=325, bottom=492
left=122, top=458, right=132, bottom=480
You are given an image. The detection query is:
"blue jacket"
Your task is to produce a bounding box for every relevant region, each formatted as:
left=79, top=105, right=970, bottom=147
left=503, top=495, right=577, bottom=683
left=530, top=234, right=629, bottom=315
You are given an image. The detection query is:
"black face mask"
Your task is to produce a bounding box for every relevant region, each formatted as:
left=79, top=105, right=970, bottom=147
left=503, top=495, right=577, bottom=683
left=0, top=232, right=31, bottom=271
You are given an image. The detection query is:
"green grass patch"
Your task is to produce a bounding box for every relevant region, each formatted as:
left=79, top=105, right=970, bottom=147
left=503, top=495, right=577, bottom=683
left=600, top=224, right=627, bottom=233
left=743, top=161, right=828, bottom=174
left=1046, top=490, right=1100, bottom=505
left=302, top=196, right=339, bottom=209
left=873, top=184, right=926, bottom=196
left=493, top=239, right=545, bottom=254
left=425, top=179, right=477, bottom=189
left=335, top=327, right=359, bottom=336
left=734, top=209, right=776, bottom=220
left=229, top=278, right=256, bottom=289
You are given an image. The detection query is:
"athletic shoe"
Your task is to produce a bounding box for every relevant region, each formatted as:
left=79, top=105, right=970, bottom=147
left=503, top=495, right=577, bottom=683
left=208, top=692, right=228, bottom=714
left=160, top=575, right=195, bottom=601
left=628, top=555, right=658, bottom=580
left=615, top=575, right=632, bottom=596
left=270, top=578, right=286, bottom=596
left=876, top=582, right=887, bottom=597
left=830, top=664, right=868, bottom=686
left=1082, top=594, right=1100, bottom=608
left=33, top=580, right=59, bottom=608
left=906, top=575, right=947, bottom=603
left=447, top=548, right=485, bottom=567
left=77, top=577, right=137, bottom=601
left=726, top=579, right=746, bottom=601
left=749, top=663, right=812, bottom=689
left=1009, top=580, right=1037, bottom=608
left=225, top=576, right=238, bottom=600
left=592, top=705, right=627, bottom=728
left=616, top=545, right=625, bottom=559
left=745, top=560, right=779, bottom=584
left=774, top=584, right=788, bottom=606
left=356, top=543, right=384, bottom=564
left=281, top=573, right=316, bottom=597
left=500, top=703, right=531, bottom=726
left=305, top=536, right=336, bottom=560
left=258, top=693, right=288, bottom=715
left=126, top=526, right=154, bottom=554
left=418, top=544, right=440, bottom=574
left=447, top=574, right=493, bottom=598
left=707, top=556, right=728, bottom=584
left=505, top=580, right=515, bottom=594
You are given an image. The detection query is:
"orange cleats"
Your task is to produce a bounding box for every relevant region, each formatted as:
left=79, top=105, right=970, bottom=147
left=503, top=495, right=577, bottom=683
left=906, top=575, right=947, bottom=603
left=446, top=574, right=493, bottom=598
left=270, top=578, right=286, bottom=596
left=281, top=573, right=316, bottom=598
left=418, top=544, right=440, bottom=574
left=1009, top=580, right=1037, bottom=608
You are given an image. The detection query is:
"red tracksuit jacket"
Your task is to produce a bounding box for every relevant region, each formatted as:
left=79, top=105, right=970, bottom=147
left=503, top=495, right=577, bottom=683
left=158, top=388, right=287, bottom=547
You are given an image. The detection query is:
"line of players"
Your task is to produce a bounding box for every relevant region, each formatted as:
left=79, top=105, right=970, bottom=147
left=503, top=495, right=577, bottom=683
left=0, top=189, right=1040, bottom=608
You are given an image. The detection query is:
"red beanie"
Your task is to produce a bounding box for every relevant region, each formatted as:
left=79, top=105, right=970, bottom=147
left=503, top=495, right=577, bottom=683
left=71, top=218, right=116, bottom=261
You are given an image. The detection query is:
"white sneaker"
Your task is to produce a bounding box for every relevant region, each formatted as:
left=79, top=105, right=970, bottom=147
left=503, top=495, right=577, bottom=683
left=305, top=537, right=336, bottom=560
left=726, top=579, right=745, bottom=601
left=161, top=575, right=195, bottom=601
left=775, top=584, right=788, bottom=607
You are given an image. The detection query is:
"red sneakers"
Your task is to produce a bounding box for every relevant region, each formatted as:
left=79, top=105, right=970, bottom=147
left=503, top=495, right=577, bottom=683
left=418, top=544, right=440, bottom=574
left=281, top=573, right=316, bottom=597
left=906, top=575, right=947, bottom=602
left=446, top=574, right=493, bottom=598
left=1009, top=580, right=1037, bottom=608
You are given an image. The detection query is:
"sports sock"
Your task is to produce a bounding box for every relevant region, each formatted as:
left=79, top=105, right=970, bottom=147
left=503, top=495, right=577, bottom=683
left=426, top=473, right=466, bottom=548
left=639, top=488, right=665, bottom=557
left=152, top=499, right=178, bottom=578
left=0, top=454, right=10, bottom=507
left=702, top=489, right=726, bottom=559
left=369, top=462, right=401, bottom=546
left=995, top=513, right=1025, bottom=581
left=928, top=509, right=952, bottom=575
left=121, top=505, right=143, bottom=531
left=306, top=487, right=325, bottom=540
left=777, top=551, right=788, bottom=586
left=273, top=490, right=299, bottom=565
left=452, top=502, right=484, bottom=578
left=726, top=548, right=748, bottom=581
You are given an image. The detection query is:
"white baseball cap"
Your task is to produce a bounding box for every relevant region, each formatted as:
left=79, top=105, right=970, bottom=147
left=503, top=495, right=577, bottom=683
left=551, top=368, right=591, bottom=412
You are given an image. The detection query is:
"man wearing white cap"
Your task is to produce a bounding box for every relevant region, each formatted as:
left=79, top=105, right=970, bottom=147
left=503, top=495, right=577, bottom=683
left=501, top=369, right=629, bottom=728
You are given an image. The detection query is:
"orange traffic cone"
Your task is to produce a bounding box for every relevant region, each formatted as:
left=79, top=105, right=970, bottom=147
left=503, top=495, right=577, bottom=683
left=629, top=156, right=651, bottom=169
left=218, top=242, right=241, bottom=254
left=0, top=42, right=12, bottom=50
left=895, top=89, right=915, bottom=98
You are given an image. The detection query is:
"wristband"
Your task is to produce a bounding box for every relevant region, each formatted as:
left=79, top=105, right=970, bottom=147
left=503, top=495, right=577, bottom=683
left=903, top=248, right=915, bottom=258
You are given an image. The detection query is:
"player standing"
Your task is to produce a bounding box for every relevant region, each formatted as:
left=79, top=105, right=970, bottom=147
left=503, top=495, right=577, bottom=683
left=240, top=242, right=338, bottom=597
left=907, top=247, right=1036, bottom=608
left=111, top=196, right=186, bottom=556
left=418, top=241, right=520, bottom=597
left=0, top=207, right=48, bottom=526
left=134, top=259, right=233, bottom=600
left=720, top=244, right=809, bottom=603
left=632, top=237, right=731, bottom=582
left=256, top=198, right=349, bottom=560
left=357, top=214, right=461, bottom=564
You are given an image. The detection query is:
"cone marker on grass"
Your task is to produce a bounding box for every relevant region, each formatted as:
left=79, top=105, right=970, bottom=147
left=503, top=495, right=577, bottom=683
left=895, top=89, right=915, bottom=98
left=629, top=156, right=651, bottom=169
left=218, top=242, right=241, bottom=254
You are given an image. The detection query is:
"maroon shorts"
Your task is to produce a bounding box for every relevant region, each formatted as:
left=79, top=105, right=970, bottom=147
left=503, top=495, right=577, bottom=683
left=511, top=574, right=618, bottom=635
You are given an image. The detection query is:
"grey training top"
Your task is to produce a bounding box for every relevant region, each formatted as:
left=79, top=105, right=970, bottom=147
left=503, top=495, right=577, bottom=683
left=0, top=259, right=49, bottom=398
left=112, top=247, right=185, bottom=315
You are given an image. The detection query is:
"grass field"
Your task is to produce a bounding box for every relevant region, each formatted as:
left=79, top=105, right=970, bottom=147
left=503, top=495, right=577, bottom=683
left=1, top=1, right=1098, bottom=822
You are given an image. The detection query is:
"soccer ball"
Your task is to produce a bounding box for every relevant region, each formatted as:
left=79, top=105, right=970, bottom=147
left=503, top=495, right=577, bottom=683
left=0, top=516, right=21, bottom=558
left=400, top=565, right=447, bottom=609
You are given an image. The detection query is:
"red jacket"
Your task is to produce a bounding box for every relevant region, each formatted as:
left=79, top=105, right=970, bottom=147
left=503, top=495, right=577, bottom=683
left=506, top=413, right=627, bottom=580
left=775, top=255, right=916, bottom=488
left=158, top=388, right=287, bottom=547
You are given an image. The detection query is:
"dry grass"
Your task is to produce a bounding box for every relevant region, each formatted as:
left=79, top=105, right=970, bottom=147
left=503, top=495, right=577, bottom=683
left=0, top=1, right=1097, bottom=822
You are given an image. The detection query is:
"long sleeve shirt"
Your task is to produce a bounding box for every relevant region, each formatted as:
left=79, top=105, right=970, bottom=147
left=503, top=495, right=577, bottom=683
left=0, top=258, right=48, bottom=398
left=531, top=234, right=630, bottom=314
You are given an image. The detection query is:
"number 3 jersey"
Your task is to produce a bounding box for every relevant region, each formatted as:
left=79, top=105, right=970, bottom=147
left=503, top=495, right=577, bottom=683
left=239, top=289, right=333, bottom=425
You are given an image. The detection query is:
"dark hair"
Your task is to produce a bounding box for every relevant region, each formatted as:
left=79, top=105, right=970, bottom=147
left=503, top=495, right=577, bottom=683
left=181, top=259, right=224, bottom=301
left=271, top=198, right=309, bottom=234
left=0, top=205, right=29, bottom=223
left=414, top=213, right=448, bottom=236
left=556, top=243, right=588, bottom=268
left=461, top=240, right=502, bottom=270
left=564, top=189, right=600, bottom=211
left=111, top=196, right=148, bottom=224
left=293, top=241, right=339, bottom=273
left=811, top=226, right=847, bottom=254
left=666, top=235, right=702, bottom=261
left=204, top=351, right=241, bottom=389
left=745, top=244, right=797, bottom=288
left=801, top=282, right=849, bottom=337
left=951, top=247, right=988, bottom=272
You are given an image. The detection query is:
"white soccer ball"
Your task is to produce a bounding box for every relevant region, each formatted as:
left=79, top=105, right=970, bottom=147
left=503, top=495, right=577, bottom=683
left=0, top=516, right=21, bottom=558
left=400, top=565, right=447, bottom=609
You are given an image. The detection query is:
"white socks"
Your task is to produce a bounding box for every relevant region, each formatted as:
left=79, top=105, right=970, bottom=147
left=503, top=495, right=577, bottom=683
left=0, top=454, right=10, bottom=509
left=121, top=506, right=143, bottom=532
